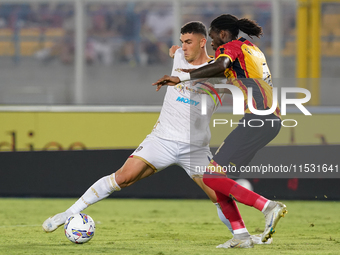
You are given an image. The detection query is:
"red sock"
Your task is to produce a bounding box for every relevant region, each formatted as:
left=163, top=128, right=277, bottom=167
left=203, top=173, right=268, bottom=211
left=215, top=191, right=246, bottom=230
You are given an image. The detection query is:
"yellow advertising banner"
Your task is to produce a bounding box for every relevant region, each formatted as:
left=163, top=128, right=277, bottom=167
left=0, top=112, right=159, bottom=151
left=0, top=112, right=339, bottom=151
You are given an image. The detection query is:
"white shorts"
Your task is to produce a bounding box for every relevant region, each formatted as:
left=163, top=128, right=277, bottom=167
left=130, top=134, right=212, bottom=178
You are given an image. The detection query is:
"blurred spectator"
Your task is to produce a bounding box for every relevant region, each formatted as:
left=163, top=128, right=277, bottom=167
left=141, top=4, right=173, bottom=65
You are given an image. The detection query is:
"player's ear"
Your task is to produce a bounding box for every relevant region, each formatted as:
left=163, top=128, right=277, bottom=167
left=220, top=30, right=232, bottom=42
left=200, top=37, right=207, bottom=48
left=220, top=30, right=227, bottom=40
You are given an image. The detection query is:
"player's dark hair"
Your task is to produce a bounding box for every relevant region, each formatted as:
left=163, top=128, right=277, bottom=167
left=210, top=14, right=263, bottom=39
left=181, top=21, right=207, bottom=38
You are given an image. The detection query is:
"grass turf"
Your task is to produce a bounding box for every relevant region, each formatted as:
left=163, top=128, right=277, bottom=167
left=0, top=199, right=339, bottom=254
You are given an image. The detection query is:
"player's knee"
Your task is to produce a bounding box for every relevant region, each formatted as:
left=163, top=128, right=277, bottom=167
left=114, top=170, right=136, bottom=188
left=207, top=191, right=217, bottom=203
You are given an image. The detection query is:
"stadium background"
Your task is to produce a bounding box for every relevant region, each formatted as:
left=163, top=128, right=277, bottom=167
left=0, top=0, right=340, bottom=199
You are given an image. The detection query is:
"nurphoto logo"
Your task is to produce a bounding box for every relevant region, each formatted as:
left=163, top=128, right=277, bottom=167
left=201, top=84, right=312, bottom=127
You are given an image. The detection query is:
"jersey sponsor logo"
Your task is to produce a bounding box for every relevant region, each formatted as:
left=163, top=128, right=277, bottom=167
left=176, top=96, right=199, bottom=106
left=175, top=83, right=186, bottom=94
left=174, top=83, right=205, bottom=95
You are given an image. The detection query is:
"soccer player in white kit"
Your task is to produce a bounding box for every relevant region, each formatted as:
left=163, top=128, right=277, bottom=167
left=42, top=22, right=267, bottom=245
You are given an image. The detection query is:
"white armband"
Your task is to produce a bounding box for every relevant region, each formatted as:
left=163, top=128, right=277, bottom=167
left=178, top=72, right=191, bottom=82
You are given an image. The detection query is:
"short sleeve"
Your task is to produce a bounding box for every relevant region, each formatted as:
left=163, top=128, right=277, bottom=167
left=215, top=41, right=241, bottom=62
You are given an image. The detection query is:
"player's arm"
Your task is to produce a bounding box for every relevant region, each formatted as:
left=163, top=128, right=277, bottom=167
left=187, top=56, right=230, bottom=79
left=152, top=57, right=231, bottom=91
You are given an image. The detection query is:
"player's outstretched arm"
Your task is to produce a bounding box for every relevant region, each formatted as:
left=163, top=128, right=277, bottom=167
left=187, top=56, right=230, bottom=79
left=152, top=75, right=180, bottom=91
left=152, top=57, right=231, bottom=91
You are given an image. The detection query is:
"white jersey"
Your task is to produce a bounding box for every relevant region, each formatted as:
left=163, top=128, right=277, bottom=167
left=152, top=49, right=221, bottom=147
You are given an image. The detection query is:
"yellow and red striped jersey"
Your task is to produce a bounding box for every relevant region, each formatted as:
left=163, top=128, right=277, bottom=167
left=215, top=37, right=280, bottom=117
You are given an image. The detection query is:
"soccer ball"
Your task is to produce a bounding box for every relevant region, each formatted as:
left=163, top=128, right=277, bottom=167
left=235, top=179, right=253, bottom=191
left=64, top=213, right=95, bottom=244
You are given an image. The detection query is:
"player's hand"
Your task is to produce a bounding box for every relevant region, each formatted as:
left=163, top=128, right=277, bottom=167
left=180, top=68, right=195, bottom=73
left=152, top=75, right=180, bottom=91
left=169, top=45, right=180, bottom=58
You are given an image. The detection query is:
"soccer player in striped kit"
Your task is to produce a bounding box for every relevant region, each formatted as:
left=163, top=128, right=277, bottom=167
left=153, top=14, right=287, bottom=249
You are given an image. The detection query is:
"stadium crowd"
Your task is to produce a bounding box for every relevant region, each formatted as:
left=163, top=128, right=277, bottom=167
left=0, top=2, right=339, bottom=65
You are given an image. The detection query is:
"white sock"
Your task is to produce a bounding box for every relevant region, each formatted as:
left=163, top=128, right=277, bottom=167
left=66, top=173, right=121, bottom=217
left=215, top=203, right=234, bottom=235
left=233, top=228, right=251, bottom=240
left=262, top=200, right=277, bottom=215
left=261, top=200, right=271, bottom=213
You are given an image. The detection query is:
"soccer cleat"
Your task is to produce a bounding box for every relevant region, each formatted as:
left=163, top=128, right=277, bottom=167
left=216, top=237, right=254, bottom=249
left=250, top=234, right=273, bottom=245
left=42, top=212, right=67, bottom=233
left=261, top=201, right=288, bottom=242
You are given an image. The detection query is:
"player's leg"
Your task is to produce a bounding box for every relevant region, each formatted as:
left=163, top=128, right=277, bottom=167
left=186, top=143, right=252, bottom=249
left=214, top=191, right=254, bottom=248
left=177, top=143, right=236, bottom=235
left=115, top=157, right=156, bottom=188
left=192, top=177, right=233, bottom=234
left=43, top=134, right=176, bottom=233
left=42, top=157, right=154, bottom=232
left=194, top=176, right=273, bottom=245
left=66, top=157, right=155, bottom=214
left=179, top=141, right=269, bottom=245
left=204, top=171, right=287, bottom=242
left=203, top=114, right=287, bottom=243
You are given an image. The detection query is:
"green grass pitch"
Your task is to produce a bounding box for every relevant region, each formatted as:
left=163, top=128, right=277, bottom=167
left=0, top=198, right=339, bottom=254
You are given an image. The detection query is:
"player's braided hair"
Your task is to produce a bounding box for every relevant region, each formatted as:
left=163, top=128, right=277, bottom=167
left=210, top=14, right=263, bottom=39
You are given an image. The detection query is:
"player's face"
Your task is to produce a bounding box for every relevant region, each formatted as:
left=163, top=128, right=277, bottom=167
left=180, top=33, right=205, bottom=63
left=209, top=29, right=225, bottom=51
